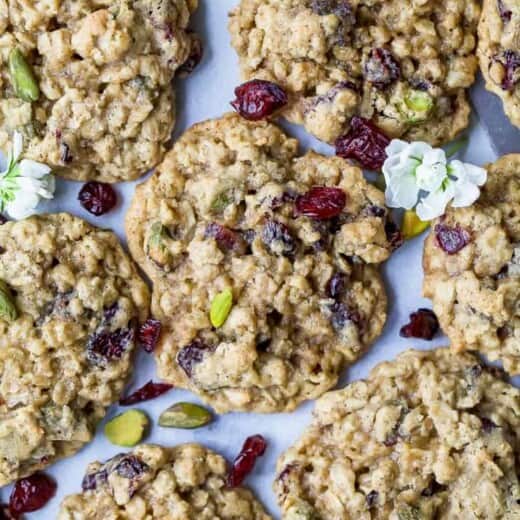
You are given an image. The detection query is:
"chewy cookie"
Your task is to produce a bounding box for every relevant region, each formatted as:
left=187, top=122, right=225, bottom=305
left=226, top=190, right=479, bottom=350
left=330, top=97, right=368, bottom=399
left=58, top=443, right=271, bottom=519
left=423, top=155, right=519, bottom=373
left=478, top=0, right=520, bottom=128
left=0, top=213, right=149, bottom=485
left=126, top=113, right=396, bottom=413
left=229, top=0, right=480, bottom=146
left=0, top=0, right=197, bottom=182
left=275, top=348, right=520, bottom=519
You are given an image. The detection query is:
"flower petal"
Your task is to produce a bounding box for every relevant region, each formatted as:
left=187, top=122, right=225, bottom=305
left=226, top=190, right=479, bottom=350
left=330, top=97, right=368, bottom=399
left=416, top=185, right=454, bottom=221
left=452, top=180, right=480, bottom=208
left=5, top=190, right=40, bottom=220
left=0, top=151, right=8, bottom=175
left=11, top=132, right=23, bottom=164
left=385, top=174, right=420, bottom=209
left=19, top=159, right=51, bottom=178
left=449, top=160, right=487, bottom=186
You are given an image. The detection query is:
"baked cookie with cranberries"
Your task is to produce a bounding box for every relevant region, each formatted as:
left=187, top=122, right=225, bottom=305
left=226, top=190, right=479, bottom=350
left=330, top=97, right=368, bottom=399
left=229, top=0, right=480, bottom=146
left=0, top=0, right=198, bottom=182
left=126, top=113, right=399, bottom=413
left=0, top=213, right=149, bottom=485
left=275, top=348, right=520, bottom=519
left=58, top=444, right=271, bottom=520
left=478, top=0, right=520, bottom=128
left=423, top=155, right=519, bottom=373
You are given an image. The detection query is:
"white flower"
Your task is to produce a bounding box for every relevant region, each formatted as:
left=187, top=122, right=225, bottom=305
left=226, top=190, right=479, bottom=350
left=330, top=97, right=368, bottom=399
left=0, top=131, right=55, bottom=219
left=382, top=139, right=487, bottom=221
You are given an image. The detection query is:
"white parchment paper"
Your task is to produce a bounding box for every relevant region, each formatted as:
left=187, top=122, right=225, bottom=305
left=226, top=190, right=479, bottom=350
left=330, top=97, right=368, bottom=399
left=4, top=1, right=503, bottom=517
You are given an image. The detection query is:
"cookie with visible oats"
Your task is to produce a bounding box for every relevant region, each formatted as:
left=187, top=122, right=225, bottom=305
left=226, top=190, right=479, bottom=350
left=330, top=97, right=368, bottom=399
left=126, top=113, right=397, bottom=413
left=0, top=0, right=198, bottom=182
left=0, top=213, right=149, bottom=485
left=229, top=0, right=480, bottom=146
left=478, top=0, right=520, bottom=128
left=275, top=348, right=520, bottom=519
left=423, top=155, right=520, bottom=373
left=58, top=444, right=271, bottom=520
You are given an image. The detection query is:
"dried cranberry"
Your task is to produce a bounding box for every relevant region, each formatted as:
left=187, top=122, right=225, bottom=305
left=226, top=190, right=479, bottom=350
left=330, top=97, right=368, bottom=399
left=138, top=319, right=161, bottom=353
left=227, top=434, right=267, bottom=488
left=178, top=34, right=203, bottom=76
left=81, top=469, right=107, bottom=491
left=497, top=50, right=520, bottom=90
left=498, top=0, right=512, bottom=22
left=177, top=339, right=210, bottom=377
left=60, top=142, right=73, bottom=164
left=366, top=490, right=379, bottom=508
left=270, top=190, right=297, bottom=210
left=114, top=455, right=149, bottom=479
left=261, top=220, right=296, bottom=256
left=87, top=327, right=135, bottom=365
left=103, top=303, right=119, bottom=323
left=327, top=273, right=346, bottom=299
left=400, top=308, right=439, bottom=340
left=480, top=417, right=498, bottom=433
left=78, top=181, right=117, bottom=216
left=311, top=0, right=353, bottom=16
left=295, top=187, right=346, bottom=220
left=385, top=221, right=404, bottom=250
left=0, top=505, right=13, bottom=519
left=435, top=224, right=471, bottom=254
left=231, top=80, right=288, bottom=121
left=120, top=380, right=173, bottom=406
left=365, top=205, right=386, bottom=218
left=330, top=302, right=361, bottom=331
left=383, top=433, right=399, bottom=447
left=9, top=473, right=57, bottom=516
left=205, top=223, right=247, bottom=254
left=335, top=116, right=390, bottom=170
left=364, top=48, right=401, bottom=89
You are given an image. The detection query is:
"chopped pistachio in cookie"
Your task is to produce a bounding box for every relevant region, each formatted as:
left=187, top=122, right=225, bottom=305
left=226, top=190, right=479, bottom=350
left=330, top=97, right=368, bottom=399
left=478, top=0, right=520, bottom=128
left=275, top=348, right=520, bottom=519
left=229, top=0, right=480, bottom=145
left=423, top=155, right=520, bottom=373
left=58, top=443, right=272, bottom=520
left=0, top=0, right=198, bottom=182
left=126, top=113, right=397, bottom=413
left=0, top=213, right=150, bottom=485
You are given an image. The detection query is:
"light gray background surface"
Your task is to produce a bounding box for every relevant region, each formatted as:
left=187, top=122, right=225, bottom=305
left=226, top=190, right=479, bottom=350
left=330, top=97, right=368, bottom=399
left=5, top=1, right=508, bottom=517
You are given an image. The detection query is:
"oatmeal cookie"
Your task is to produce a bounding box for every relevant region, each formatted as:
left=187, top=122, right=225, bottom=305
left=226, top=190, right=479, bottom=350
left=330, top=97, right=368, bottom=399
left=0, top=213, right=149, bottom=485
left=423, top=155, right=520, bottom=373
left=0, top=0, right=197, bottom=182
left=478, top=0, right=520, bottom=128
left=126, top=113, right=395, bottom=413
left=229, top=0, right=480, bottom=146
left=275, top=348, right=520, bottom=519
left=58, top=443, right=271, bottom=520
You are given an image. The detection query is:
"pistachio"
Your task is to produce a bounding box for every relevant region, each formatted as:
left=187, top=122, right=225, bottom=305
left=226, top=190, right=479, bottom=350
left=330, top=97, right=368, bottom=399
left=397, top=505, right=422, bottom=520
left=210, top=288, right=233, bottom=328
left=147, top=222, right=170, bottom=266
left=401, top=210, right=430, bottom=240
left=9, top=48, right=40, bottom=103
left=159, top=402, right=212, bottom=429
left=0, top=280, right=18, bottom=322
left=148, top=222, right=167, bottom=249
left=285, top=501, right=319, bottom=520
left=399, top=90, right=434, bottom=123
left=104, top=410, right=149, bottom=447
left=211, top=192, right=232, bottom=213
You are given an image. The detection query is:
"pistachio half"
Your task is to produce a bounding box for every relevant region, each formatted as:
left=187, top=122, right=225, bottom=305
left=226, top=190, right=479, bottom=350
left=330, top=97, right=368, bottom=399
left=159, top=402, right=212, bottom=429
left=0, top=280, right=18, bottom=322
left=210, top=288, right=233, bottom=328
left=9, top=48, right=40, bottom=103
left=211, top=191, right=232, bottom=214
left=398, top=90, right=434, bottom=124
left=401, top=210, right=430, bottom=240
left=104, top=410, right=149, bottom=447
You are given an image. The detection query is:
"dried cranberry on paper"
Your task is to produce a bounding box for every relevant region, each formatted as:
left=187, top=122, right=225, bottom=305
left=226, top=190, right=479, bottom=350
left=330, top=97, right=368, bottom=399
left=9, top=473, right=57, bottom=517
left=335, top=116, right=390, bottom=171
left=231, top=80, right=288, bottom=120
left=119, top=380, right=173, bottom=406
left=400, top=308, right=439, bottom=340
left=78, top=182, right=117, bottom=216
left=227, top=435, right=267, bottom=488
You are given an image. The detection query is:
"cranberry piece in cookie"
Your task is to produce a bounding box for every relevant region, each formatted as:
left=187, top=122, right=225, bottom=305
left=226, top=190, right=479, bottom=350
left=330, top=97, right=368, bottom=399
left=295, top=187, right=346, bottom=219
left=231, top=80, right=288, bottom=120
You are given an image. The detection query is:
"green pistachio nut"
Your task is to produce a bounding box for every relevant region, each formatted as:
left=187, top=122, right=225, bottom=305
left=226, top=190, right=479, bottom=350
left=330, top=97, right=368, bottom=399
left=400, top=90, right=434, bottom=123
left=401, top=210, right=430, bottom=240
left=9, top=48, right=40, bottom=103
left=210, top=288, right=233, bottom=328
left=104, top=409, right=149, bottom=447
left=211, top=191, right=232, bottom=213
left=0, top=280, right=18, bottom=322
left=397, top=505, right=422, bottom=520
left=147, top=222, right=170, bottom=266
left=158, top=402, right=212, bottom=429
